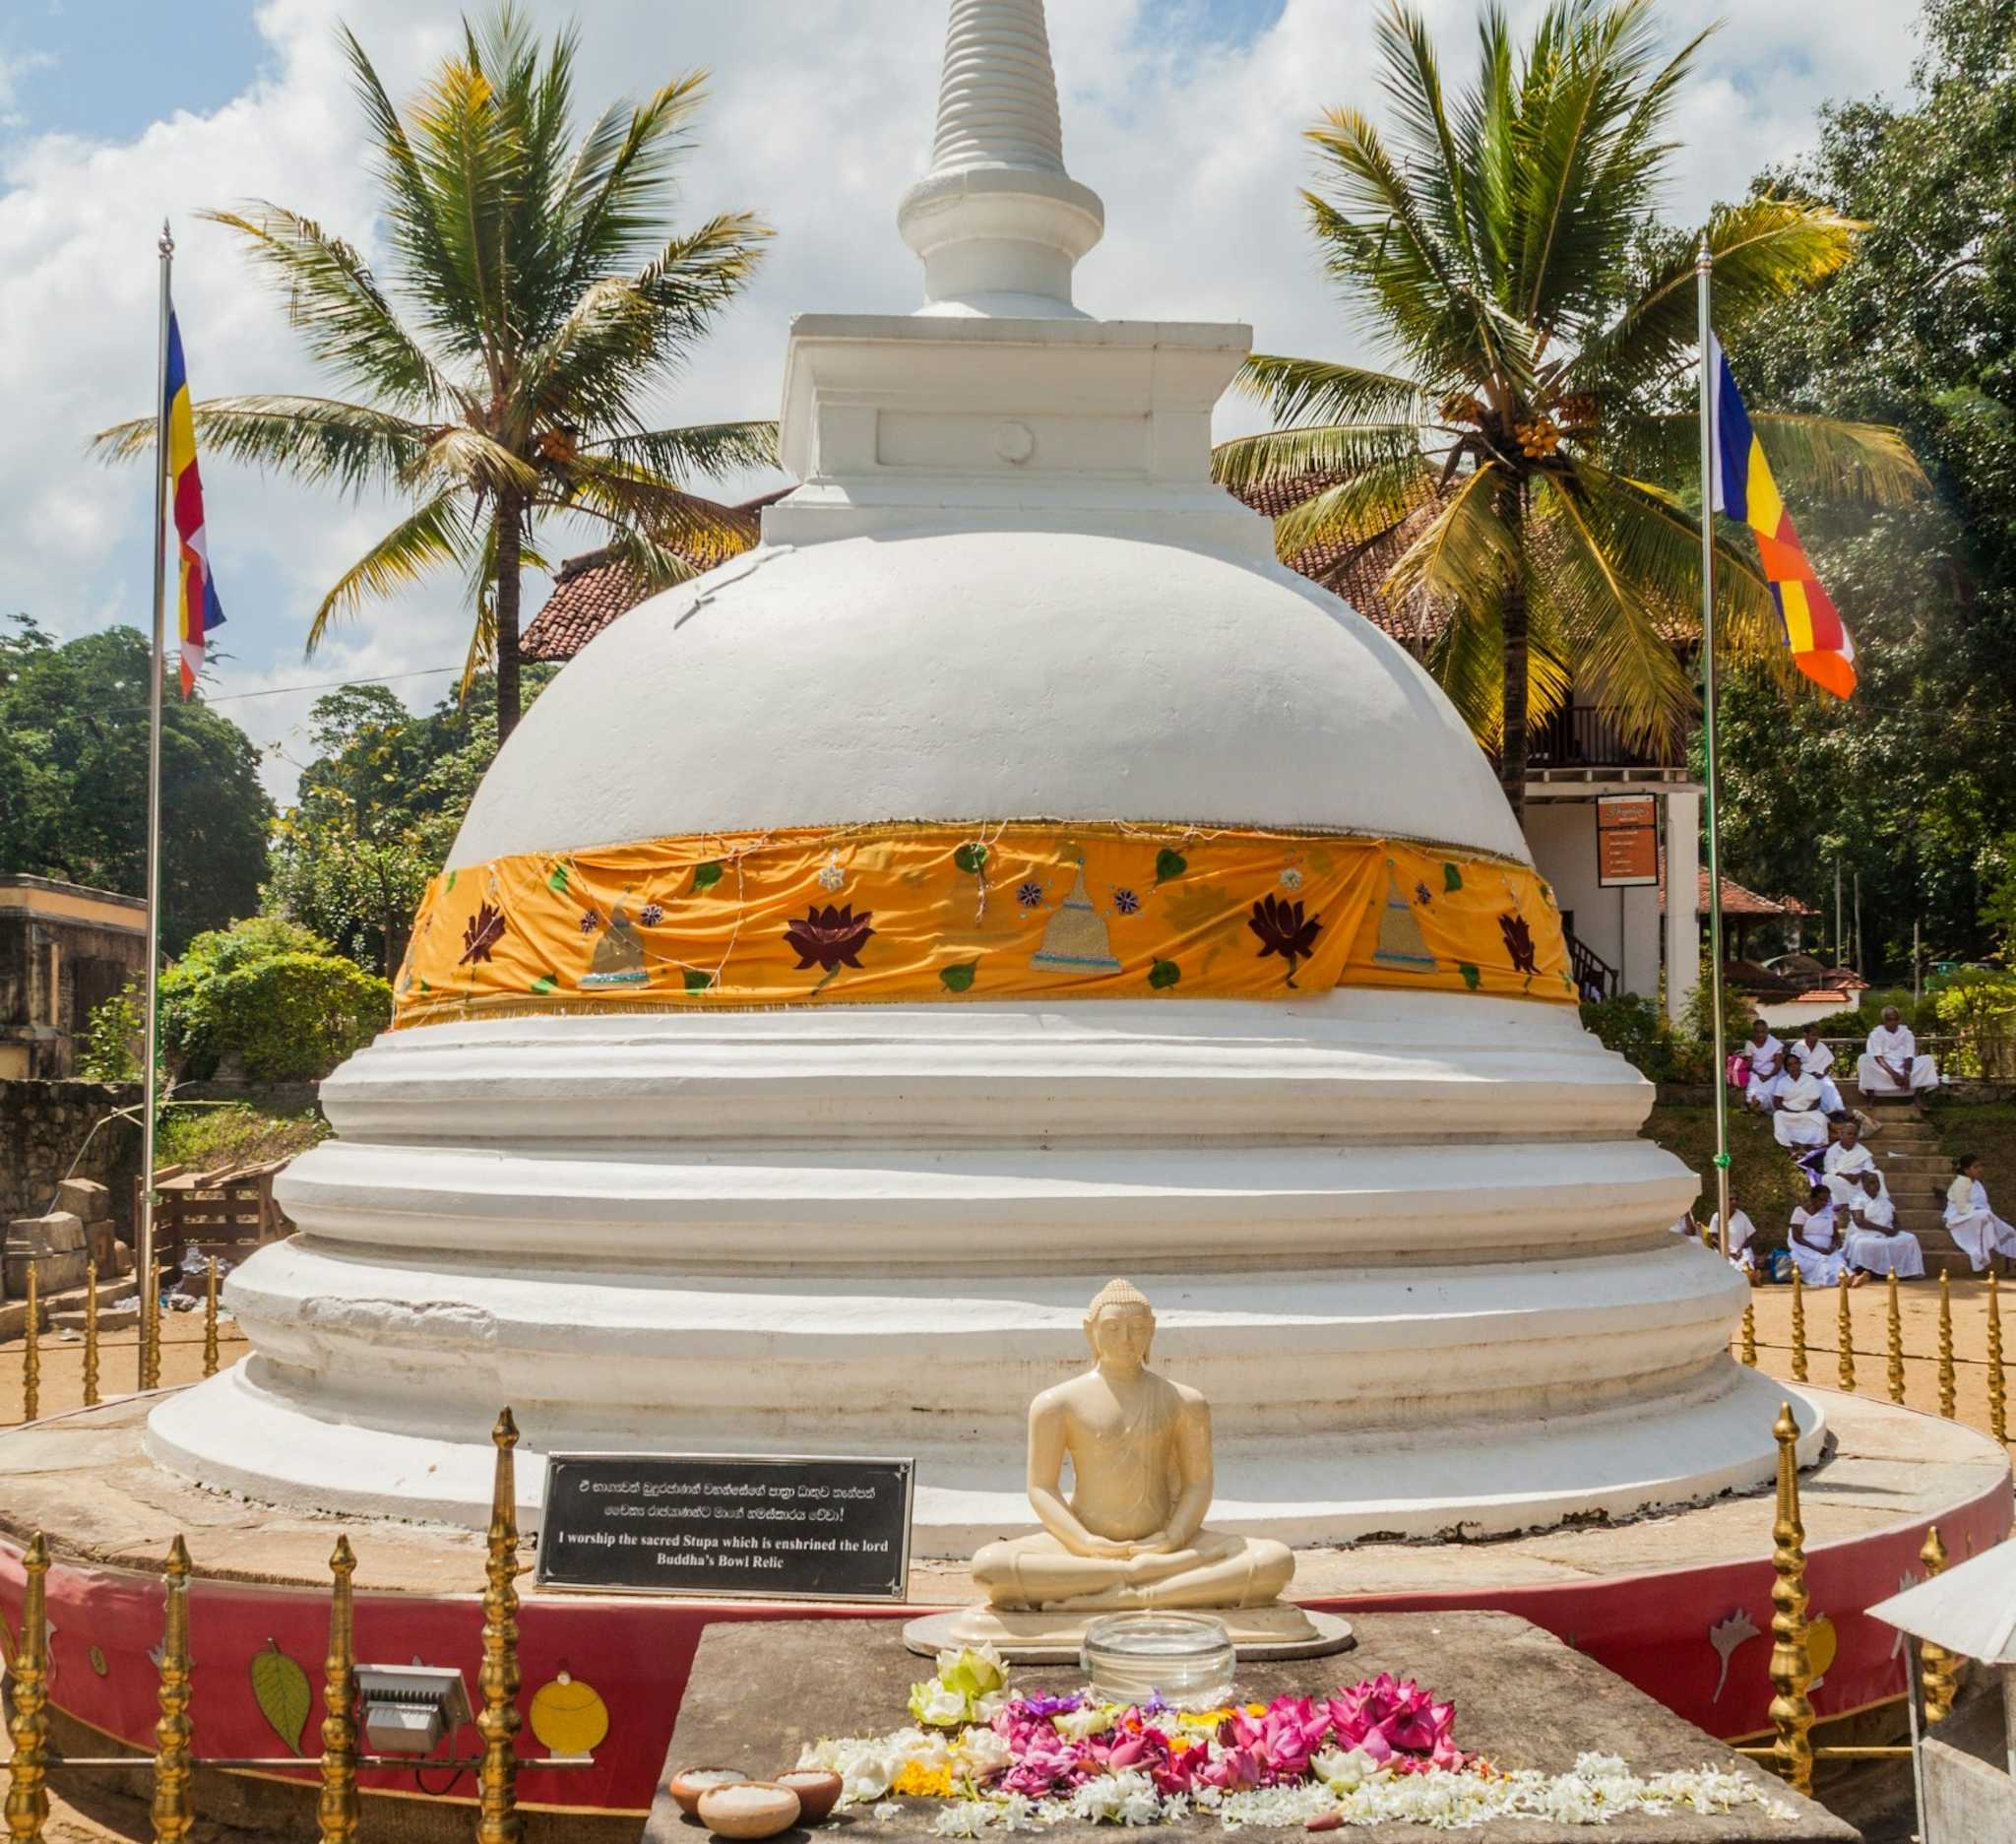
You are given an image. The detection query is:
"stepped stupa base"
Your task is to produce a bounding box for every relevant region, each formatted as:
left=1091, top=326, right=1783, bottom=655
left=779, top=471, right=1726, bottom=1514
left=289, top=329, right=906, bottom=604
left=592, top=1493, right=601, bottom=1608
left=0, top=1387, right=2003, bottom=1825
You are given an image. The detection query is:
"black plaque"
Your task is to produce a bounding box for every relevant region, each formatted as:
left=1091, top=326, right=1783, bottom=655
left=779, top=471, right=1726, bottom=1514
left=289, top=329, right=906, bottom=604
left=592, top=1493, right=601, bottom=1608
left=535, top=1452, right=914, bottom=1601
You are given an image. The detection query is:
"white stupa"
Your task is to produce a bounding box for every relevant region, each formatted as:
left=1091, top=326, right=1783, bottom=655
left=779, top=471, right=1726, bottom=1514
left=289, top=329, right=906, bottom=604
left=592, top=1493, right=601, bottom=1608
left=148, top=0, right=1814, bottom=1550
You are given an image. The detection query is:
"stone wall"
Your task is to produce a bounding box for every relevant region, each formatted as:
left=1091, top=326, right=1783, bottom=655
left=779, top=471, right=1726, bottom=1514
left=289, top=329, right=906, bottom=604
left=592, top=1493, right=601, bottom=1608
left=0, top=1080, right=143, bottom=1235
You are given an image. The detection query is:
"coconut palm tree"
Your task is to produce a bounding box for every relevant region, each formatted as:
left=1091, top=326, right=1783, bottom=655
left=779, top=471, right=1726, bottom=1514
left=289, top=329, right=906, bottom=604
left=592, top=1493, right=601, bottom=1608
left=1213, top=0, right=1924, bottom=823
left=94, top=6, right=773, bottom=742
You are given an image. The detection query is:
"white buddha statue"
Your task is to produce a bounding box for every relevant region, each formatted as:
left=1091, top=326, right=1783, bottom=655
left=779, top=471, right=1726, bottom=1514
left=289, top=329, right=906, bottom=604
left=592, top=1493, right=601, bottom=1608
left=920, top=1279, right=1340, bottom=1656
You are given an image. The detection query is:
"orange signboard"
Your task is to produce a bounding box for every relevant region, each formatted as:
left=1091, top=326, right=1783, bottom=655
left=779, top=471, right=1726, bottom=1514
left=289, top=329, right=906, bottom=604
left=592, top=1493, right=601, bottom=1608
left=1597, top=795, right=1659, bottom=887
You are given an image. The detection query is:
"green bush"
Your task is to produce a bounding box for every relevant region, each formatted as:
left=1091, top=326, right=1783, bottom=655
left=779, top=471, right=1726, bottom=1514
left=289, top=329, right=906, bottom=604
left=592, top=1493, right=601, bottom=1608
left=1932, top=971, right=2016, bottom=1078
left=77, top=981, right=145, bottom=1082
left=156, top=1103, right=330, bottom=1169
left=159, top=919, right=390, bottom=1082
left=1578, top=995, right=1676, bottom=1080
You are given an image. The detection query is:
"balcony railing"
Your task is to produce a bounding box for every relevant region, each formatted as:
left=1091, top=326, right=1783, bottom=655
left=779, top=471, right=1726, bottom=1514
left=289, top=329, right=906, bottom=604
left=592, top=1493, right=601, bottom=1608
left=1526, top=705, right=1683, bottom=773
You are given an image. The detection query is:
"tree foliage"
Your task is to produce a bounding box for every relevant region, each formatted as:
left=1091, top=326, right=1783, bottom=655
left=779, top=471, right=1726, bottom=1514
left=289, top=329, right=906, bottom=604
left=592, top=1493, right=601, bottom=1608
left=158, top=917, right=391, bottom=1083
left=1711, top=0, right=2016, bottom=970
left=1214, top=0, right=1922, bottom=821
left=92, top=5, right=772, bottom=742
left=0, top=616, right=272, bottom=953
left=264, top=668, right=549, bottom=973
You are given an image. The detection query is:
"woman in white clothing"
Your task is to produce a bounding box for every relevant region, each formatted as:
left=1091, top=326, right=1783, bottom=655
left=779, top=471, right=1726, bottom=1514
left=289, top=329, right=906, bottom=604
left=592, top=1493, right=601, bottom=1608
left=1743, top=1019, right=1786, bottom=1110
left=1844, top=1171, right=1924, bottom=1279
left=1945, top=1155, right=2016, bottom=1273
left=1790, top=1184, right=1863, bottom=1288
left=1709, top=1206, right=1757, bottom=1278
left=1822, top=1120, right=1876, bottom=1205
left=1772, top=1052, right=1831, bottom=1149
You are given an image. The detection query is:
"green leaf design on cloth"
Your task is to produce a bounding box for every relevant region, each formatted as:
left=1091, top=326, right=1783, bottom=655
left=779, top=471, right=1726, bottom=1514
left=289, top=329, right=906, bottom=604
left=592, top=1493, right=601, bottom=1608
left=1148, top=959, right=1181, bottom=990
left=683, top=969, right=714, bottom=993
left=954, top=843, right=988, bottom=875
left=1458, top=963, right=1481, bottom=990
left=547, top=863, right=569, bottom=894
left=250, top=1641, right=313, bottom=1755
left=445, top=869, right=458, bottom=892
left=1443, top=862, right=1463, bottom=893
left=1154, top=849, right=1188, bottom=885
left=691, top=861, right=724, bottom=893
left=532, top=976, right=557, bottom=995
left=940, top=961, right=979, bottom=993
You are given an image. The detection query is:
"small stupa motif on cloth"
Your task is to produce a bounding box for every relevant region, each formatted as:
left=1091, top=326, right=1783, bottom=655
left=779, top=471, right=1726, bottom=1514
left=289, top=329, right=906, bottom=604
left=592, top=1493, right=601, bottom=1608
left=583, top=903, right=650, bottom=988
left=1031, top=864, right=1121, bottom=975
left=1372, top=864, right=1435, bottom=973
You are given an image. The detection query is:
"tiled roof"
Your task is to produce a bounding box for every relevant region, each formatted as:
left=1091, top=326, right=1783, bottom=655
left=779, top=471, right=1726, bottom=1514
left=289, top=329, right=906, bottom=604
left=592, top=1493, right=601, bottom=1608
left=521, top=488, right=793, bottom=663
left=1653, top=858, right=1815, bottom=918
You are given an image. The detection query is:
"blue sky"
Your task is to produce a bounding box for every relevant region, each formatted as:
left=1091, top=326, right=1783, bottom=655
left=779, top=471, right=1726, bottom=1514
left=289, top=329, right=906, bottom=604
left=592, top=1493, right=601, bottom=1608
left=0, top=0, right=1922, bottom=802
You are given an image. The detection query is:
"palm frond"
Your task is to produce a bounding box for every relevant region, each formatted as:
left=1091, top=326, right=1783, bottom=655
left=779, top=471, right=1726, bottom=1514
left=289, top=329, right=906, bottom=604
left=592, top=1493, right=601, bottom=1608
left=1210, top=423, right=1426, bottom=496
left=555, top=71, right=714, bottom=307
left=198, top=206, right=455, bottom=415
left=1376, top=7, right=1486, bottom=291
left=89, top=396, right=430, bottom=497
left=308, top=493, right=473, bottom=654
left=556, top=454, right=760, bottom=568
left=591, top=421, right=781, bottom=480
left=1529, top=465, right=1695, bottom=750
left=1271, top=456, right=1439, bottom=560
left=1611, top=410, right=1925, bottom=509
left=1577, top=197, right=1861, bottom=394
left=404, top=426, right=540, bottom=498
left=1384, top=461, right=1517, bottom=618
left=1230, top=353, right=1424, bottom=429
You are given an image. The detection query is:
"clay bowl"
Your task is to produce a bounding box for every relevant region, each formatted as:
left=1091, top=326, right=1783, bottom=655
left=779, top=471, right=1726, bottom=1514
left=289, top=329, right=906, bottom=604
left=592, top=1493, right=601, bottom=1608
left=698, top=1780, right=803, bottom=1840
left=667, top=1768, right=750, bottom=1817
left=775, top=1768, right=844, bottom=1824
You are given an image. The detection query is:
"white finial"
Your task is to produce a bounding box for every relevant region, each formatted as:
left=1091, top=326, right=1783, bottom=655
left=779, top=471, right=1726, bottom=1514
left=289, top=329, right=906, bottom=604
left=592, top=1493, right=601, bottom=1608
left=898, top=0, right=1104, bottom=320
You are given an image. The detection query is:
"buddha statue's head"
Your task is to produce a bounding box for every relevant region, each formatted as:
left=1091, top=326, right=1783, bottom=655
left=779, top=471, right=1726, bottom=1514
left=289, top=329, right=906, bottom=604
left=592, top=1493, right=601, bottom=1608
left=1084, top=1278, right=1156, bottom=1369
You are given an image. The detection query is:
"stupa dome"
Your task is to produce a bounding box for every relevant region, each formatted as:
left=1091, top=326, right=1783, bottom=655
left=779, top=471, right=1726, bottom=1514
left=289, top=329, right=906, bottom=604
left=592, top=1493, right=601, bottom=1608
left=452, top=530, right=1527, bottom=868
left=146, top=0, right=1812, bottom=1546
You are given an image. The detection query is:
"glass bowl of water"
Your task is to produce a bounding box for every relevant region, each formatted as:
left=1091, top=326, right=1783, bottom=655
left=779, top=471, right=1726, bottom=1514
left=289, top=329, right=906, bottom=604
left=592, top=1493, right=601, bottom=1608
left=1080, top=1612, right=1236, bottom=1710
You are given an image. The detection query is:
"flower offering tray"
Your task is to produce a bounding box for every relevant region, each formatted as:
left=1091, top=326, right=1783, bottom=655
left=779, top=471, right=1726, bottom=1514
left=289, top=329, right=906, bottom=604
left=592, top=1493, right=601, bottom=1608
left=646, top=1612, right=1857, bottom=1843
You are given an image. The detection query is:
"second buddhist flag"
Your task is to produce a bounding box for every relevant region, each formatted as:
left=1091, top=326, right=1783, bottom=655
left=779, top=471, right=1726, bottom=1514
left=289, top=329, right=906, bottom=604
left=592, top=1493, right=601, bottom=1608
left=1708, top=334, right=1855, bottom=698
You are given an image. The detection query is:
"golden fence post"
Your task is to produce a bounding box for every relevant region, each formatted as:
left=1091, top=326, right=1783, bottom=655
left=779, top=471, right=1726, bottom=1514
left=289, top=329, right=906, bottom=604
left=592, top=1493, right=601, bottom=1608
left=1767, top=1402, right=1816, bottom=1798
left=20, top=1266, right=37, bottom=1426
left=202, top=1261, right=220, bottom=1379
left=1886, top=1273, right=1905, bottom=1407
left=1790, top=1267, right=1808, bottom=1382
left=4, top=1532, right=51, bottom=1843
left=1937, top=1271, right=1957, bottom=1421
left=476, top=1409, right=524, bottom=1844
left=1740, top=1297, right=1758, bottom=1367
left=83, top=1259, right=100, bottom=1410
left=1990, top=1272, right=2008, bottom=1445
left=318, top=1536, right=361, bottom=1844
left=142, top=1261, right=161, bottom=1392
left=152, top=1535, right=196, bottom=1843
left=1836, top=1273, right=1856, bottom=1393
left=1919, top=1525, right=1959, bottom=1726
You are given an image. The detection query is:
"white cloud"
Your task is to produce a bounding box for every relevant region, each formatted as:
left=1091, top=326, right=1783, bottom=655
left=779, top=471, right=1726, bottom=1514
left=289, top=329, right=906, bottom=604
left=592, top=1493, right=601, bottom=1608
left=0, top=48, right=55, bottom=126
left=0, top=0, right=1925, bottom=804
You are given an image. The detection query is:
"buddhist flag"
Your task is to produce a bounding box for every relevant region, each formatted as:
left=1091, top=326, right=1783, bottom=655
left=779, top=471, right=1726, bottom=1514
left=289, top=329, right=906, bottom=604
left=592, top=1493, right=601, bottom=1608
left=1708, top=334, right=1855, bottom=698
left=163, top=307, right=224, bottom=697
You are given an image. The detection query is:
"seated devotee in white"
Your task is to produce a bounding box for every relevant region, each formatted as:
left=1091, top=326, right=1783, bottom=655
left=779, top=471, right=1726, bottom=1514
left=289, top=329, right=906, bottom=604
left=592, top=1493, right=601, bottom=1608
left=1771, top=1055, right=1831, bottom=1148
left=1668, top=1211, right=1700, bottom=1239
left=1945, top=1157, right=2016, bottom=1273
left=1708, top=1208, right=1757, bottom=1275
left=1789, top=1187, right=1861, bottom=1288
left=1795, top=1030, right=1847, bottom=1114
left=1858, top=1008, right=1938, bottom=1095
left=1743, top=1023, right=1786, bottom=1109
left=1844, top=1172, right=1924, bottom=1279
left=1822, top=1122, right=1877, bottom=1205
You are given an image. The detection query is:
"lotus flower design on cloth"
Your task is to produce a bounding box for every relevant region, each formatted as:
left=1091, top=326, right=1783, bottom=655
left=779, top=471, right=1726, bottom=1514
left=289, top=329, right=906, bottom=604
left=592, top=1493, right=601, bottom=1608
left=1248, top=894, right=1321, bottom=986
left=786, top=904, right=876, bottom=974
left=1498, top=911, right=1539, bottom=978
left=459, top=902, right=506, bottom=966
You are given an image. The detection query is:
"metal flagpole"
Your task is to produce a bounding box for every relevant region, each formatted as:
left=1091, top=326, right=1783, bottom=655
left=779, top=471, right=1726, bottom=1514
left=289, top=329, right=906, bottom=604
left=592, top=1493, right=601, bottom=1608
left=1696, top=232, right=1732, bottom=1261
left=140, top=219, right=173, bottom=1391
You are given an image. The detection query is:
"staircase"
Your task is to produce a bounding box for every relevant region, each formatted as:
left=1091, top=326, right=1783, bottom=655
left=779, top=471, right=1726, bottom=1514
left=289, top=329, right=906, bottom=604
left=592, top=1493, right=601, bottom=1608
left=1864, top=1098, right=1979, bottom=1278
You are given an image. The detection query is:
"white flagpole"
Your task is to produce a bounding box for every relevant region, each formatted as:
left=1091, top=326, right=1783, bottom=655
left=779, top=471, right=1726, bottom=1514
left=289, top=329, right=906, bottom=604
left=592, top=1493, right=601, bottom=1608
left=140, top=219, right=173, bottom=1389
left=1696, top=232, right=1732, bottom=1263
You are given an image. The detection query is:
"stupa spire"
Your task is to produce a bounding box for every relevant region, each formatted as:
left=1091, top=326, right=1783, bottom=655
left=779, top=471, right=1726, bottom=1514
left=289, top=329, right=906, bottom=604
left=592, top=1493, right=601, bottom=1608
left=898, top=0, right=1105, bottom=319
